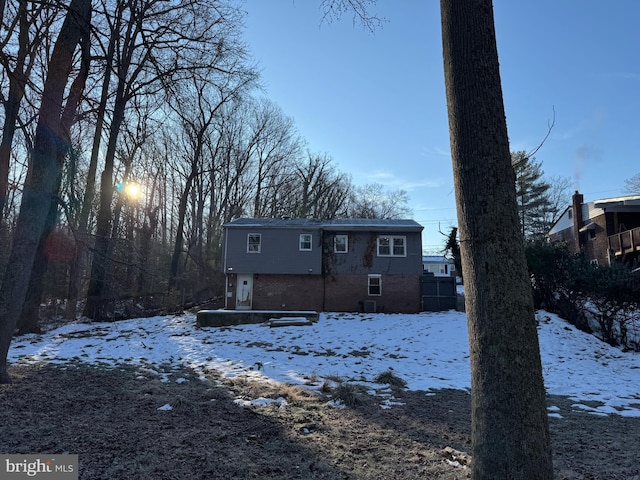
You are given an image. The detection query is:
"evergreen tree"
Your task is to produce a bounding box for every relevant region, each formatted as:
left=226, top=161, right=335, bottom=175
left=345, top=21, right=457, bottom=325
left=512, top=151, right=553, bottom=239
left=443, top=226, right=462, bottom=283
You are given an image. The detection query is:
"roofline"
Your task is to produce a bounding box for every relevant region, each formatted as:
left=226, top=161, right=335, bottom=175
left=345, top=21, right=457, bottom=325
left=321, top=224, right=423, bottom=232
left=223, top=218, right=424, bottom=231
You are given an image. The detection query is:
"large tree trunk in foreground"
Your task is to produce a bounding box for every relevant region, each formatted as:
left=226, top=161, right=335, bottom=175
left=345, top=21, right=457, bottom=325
left=0, top=0, right=91, bottom=384
left=440, top=0, right=553, bottom=478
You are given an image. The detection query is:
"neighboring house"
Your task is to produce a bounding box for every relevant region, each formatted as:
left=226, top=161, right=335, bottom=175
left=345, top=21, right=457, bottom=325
left=422, top=255, right=456, bottom=277
left=222, top=218, right=424, bottom=313
left=547, top=191, right=640, bottom=266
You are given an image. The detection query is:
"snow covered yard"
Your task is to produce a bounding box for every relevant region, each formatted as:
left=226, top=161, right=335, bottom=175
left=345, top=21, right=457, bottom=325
left=8, top=310, right=640, bottom=418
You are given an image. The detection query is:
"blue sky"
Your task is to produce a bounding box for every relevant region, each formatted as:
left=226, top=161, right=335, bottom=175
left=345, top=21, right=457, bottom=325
left=239, top=1, right=639, bottom=253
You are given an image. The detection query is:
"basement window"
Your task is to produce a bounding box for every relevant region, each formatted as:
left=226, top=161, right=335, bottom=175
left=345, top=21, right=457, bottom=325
left=368, top=274, right=382, bottom=296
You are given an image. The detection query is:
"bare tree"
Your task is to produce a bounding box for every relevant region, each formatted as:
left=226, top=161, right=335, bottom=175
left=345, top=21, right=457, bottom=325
left=536, top=174, right=571, bottom=237
left=290, top=153, right=351, bottom=219
left=0, top=0, right=55, bottom=228
left=204, top=100, right=255, bottom=248
left=319, top=0, right=385, bottom=32
left=248, top=99, right=302, bottom=218
left=17, top=13, right=91, bottom=333
left=65, top=0, right=124, bottom=319
left=166, top=66, right=256, bottom=291
left=0, top=0, right=92, bottom=383
left=346, top=182, right=412, bottom=219
left=83, top=0, right=252, bottom=319
left=623, top=172, right=640, bottom=194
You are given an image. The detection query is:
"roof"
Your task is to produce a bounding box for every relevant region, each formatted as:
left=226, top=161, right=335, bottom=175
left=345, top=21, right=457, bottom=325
left=422, top=255, right=452, bottom=263
left=594, top=194, right=640, bottom=205
left=548, top=193, right=640, bottom=236
left=224, top=217, right=424, bottom=231
left=594, top=195, right=640, bottom=211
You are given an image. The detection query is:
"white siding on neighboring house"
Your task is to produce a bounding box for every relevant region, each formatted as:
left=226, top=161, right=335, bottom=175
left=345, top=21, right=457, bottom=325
left=422, top=256, right=454, bottom=277
left=548, top=208, right=572, bottom=235
left=586, top=202, right=604, bottom=221
left=548, top=202, right=604, bottom=236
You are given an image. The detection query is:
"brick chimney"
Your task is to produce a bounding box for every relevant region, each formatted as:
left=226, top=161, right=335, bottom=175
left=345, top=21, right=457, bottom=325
left=572, top=190, right=584, bottom=252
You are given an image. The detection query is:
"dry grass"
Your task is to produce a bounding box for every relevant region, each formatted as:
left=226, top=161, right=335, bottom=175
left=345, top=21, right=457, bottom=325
left=373, top=369, right=408, bottom=390
left=1, top=363, right=639, bottom=479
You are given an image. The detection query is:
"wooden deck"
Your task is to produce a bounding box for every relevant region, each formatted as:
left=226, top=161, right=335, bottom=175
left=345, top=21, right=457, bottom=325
left=608, top=227, right=640, bottom=256
left=196, top=309, right=319, bottom=327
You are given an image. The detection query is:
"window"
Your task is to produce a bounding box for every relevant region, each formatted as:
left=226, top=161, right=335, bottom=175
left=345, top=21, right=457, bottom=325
left=247, top=233, right=261, bottom=253
left=368, top=274, right=381, bottom=296
left=299, top=233, right=312, bottom=251
left=334, top=234, right=348, bottom=253
left=377, top=235, right=406, bottom=257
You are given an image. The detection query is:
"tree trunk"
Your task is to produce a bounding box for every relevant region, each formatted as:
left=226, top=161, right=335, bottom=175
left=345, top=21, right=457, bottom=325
left=0, top=0, right=30, bottom=228
left=83, top=70, right=130, bottom=320
left=0, top=0, right=91, bottom=383
left=169, top=172, right=197, bottom=290
left=440, top=0, right=552, bottom=478
left=18, top=25, right=91, bottom=331
left=66, top=15, right=118, bottom=320
left=16, top=185, right=60, bottom=335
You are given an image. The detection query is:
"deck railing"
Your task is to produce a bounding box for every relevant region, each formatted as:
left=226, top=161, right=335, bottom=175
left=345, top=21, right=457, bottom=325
left=608, top=227, right=640, bottom=255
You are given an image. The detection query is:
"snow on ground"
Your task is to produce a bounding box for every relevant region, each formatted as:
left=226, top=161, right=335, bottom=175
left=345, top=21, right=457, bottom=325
left=7, top=310, right=640, bottom=417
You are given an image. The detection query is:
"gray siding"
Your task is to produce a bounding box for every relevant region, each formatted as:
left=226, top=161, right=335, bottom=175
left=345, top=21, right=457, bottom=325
left=224, top=226, right=322, bottom=275
left=322, top=231, right=423, bottom=275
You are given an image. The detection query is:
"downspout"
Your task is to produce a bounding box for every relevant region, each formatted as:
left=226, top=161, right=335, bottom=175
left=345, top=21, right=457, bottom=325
left=223, top=225, right=229, bottom=309
left=320, top=228, right=326, bottom=312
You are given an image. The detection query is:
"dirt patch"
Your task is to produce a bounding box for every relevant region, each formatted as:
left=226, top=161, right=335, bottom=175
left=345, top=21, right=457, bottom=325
left=1, top=363, right=639, bottom=479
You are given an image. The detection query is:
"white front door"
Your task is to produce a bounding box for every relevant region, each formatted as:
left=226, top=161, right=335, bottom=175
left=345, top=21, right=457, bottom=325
left=236, top=274, right=253, bottom=309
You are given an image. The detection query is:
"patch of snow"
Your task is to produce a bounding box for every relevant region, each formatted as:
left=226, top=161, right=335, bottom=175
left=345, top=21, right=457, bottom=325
left=234, top=396, right=288, bottom=408
left=7, top=310, right=640, bottom=416
left=380, top=399, right=406, bottom=409
left=327, top=399, right=347, bottom=409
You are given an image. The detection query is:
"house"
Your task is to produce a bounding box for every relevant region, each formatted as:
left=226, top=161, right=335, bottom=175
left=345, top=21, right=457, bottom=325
left=222, top=218, right=424, bottom=313
left=422, top=255, right=456, bottom=277
left=547, top=191, right=640, bottom=266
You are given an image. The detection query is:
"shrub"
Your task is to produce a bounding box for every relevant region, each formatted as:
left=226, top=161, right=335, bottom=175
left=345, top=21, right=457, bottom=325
left=330, top=382, right=367, bottom=408
left=525, top=241, right=591, bottom=333
left=526, top=240, right=640, bottom=350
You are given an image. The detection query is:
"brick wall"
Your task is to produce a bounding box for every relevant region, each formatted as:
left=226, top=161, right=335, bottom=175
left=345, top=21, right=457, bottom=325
left=225, top=273, right=421, bottom=313
left=252, top=274, right=324, bottom=311
left=324, top=274, right=421, bottom=313
left=582, top=213, right=610, bottom=265
left=548, top=228, right=576, bottom=252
